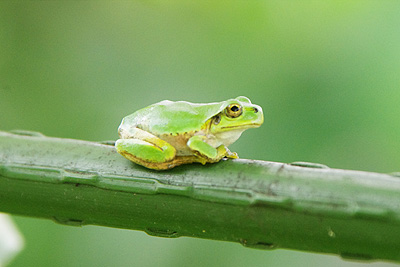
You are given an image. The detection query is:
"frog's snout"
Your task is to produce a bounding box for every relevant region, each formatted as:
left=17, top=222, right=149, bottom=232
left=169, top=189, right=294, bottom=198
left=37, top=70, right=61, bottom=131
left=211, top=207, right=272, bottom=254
left=253, top=105, right=264, bottom=126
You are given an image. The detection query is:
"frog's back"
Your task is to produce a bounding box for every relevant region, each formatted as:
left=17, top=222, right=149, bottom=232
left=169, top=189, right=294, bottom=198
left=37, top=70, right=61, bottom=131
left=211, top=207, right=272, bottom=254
left=121, top=100, right=225, bottom=135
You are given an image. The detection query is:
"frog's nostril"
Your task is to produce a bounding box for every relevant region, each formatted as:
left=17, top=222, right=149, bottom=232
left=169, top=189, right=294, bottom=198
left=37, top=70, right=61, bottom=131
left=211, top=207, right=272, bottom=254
left=254, top=108, right=258, bottom=113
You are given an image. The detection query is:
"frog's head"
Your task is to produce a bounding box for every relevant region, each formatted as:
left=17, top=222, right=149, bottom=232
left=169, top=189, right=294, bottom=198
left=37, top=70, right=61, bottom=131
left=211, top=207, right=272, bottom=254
left=209, top=96, right=264, bottom=146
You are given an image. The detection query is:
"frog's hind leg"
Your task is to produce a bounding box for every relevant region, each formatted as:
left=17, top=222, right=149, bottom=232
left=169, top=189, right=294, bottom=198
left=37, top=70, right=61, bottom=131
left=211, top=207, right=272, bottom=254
left=115, top=127, right=176, bottom=169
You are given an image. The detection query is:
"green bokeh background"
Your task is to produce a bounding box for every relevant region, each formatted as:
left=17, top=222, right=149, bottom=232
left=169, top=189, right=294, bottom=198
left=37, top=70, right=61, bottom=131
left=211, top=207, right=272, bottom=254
left=1, top=1, right=399, bottom=266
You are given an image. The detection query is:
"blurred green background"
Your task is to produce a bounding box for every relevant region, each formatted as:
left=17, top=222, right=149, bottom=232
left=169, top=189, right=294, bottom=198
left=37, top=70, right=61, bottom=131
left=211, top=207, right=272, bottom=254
left=1, top=1, right=399, bottom=266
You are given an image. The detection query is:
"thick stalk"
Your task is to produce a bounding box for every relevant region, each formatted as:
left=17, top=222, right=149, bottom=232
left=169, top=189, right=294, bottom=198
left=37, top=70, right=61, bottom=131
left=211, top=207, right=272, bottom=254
left=0, top=131, right=399, bottom=262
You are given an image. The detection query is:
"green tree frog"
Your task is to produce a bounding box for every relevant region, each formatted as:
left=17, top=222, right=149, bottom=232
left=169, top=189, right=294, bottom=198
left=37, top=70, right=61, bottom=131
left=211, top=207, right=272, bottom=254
left=115, top=96, right=264, bottom=170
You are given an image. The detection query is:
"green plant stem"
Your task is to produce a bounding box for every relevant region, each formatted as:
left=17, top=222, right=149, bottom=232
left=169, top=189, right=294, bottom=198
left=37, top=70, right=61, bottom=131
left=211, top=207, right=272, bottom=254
left=1, top=130, right=400, bottom=262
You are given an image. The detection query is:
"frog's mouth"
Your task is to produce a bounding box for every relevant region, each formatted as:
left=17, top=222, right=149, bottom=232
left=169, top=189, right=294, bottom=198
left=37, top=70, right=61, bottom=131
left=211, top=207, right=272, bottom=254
left=220, top=122, right=263, bottom=130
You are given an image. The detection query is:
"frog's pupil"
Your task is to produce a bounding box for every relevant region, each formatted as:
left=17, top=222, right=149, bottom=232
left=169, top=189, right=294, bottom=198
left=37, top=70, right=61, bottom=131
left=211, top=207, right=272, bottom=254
left=231, top=105, right=239, bottom=112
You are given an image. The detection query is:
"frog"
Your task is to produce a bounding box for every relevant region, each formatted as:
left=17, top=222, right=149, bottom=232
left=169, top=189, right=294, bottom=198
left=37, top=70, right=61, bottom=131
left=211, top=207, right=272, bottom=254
left=115, top=96, right=264, bottom=170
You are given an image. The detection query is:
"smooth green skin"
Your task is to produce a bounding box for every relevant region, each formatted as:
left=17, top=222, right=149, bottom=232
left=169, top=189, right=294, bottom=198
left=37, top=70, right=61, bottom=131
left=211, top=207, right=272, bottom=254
left=115, top=96, right=264, bottom=170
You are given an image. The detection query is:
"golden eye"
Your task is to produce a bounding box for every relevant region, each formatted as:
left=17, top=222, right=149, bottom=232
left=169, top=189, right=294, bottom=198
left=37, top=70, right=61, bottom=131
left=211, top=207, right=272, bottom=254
left=225, top=103, right=242, bottom=118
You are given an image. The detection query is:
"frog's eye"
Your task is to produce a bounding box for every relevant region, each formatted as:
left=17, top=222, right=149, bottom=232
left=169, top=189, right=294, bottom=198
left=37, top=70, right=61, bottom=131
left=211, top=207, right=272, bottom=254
left=225, top=103, right=243, bottom=118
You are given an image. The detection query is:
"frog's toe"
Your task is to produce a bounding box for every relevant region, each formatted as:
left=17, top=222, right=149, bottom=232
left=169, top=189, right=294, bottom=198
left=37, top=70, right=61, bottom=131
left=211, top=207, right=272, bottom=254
left=226, top=151, right=239, bottom=159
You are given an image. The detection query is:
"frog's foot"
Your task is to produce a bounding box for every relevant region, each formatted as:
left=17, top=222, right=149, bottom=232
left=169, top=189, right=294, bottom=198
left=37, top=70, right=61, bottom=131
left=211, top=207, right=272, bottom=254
left=207, top=145, right=238, bottom=162
left=223, top=146, right=239, bottom=159
left=187, top=135, right=237, bottom=164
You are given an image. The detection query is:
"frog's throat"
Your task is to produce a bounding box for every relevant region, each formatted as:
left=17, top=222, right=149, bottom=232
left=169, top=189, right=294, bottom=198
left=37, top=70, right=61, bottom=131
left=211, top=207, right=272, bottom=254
left=213, top=129, right=245, bottom=147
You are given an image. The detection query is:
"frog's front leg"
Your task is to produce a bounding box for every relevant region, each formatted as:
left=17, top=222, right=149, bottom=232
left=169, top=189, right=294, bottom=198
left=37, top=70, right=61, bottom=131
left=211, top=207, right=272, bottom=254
left=115, top=127, right=176, bottom=168
left=187, top=135, right=238, bottom=163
